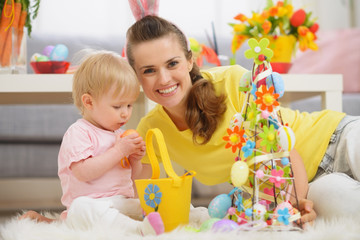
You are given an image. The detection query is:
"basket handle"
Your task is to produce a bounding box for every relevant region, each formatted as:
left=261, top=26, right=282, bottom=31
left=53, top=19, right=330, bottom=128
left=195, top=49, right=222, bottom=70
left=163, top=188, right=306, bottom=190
left=146, top=128, right=182, bottom=187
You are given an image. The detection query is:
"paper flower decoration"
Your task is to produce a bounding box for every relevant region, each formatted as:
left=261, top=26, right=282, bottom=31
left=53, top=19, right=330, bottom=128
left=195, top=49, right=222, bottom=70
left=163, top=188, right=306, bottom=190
left=234, top=193, right=244, bottom=212
left=259, top=124, right=278, bottom=152
left=250, top=83, right=258, bottom=99
left=246, top=102, right=261, bottom=128
left=242, top=140, right=255, bottom=158
left=244, top=38, right=274, bottom=64
left=277, top=208, right=290, bottom=225
left=269, top=169, right=285, bottom=188
left=223, top=126, right=246, bottom=153
left=144, top=184, right=162, bottom=210
left=255, top=85, right=280, bottom=112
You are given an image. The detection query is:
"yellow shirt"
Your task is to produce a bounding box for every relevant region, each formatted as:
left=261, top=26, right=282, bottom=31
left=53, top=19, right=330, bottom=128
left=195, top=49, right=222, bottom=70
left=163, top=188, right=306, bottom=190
left=137, top=65, right=248, bottom=185
left=137, top=65, right=345, bottom=185
left=280, top=108, right=345, bottom=181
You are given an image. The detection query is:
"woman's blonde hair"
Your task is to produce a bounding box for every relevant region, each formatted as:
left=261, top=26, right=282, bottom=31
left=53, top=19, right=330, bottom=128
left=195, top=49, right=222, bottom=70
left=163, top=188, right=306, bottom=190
left=126, top=16, right=226, bottom=145
left=72, top=50, right=140, bottom=115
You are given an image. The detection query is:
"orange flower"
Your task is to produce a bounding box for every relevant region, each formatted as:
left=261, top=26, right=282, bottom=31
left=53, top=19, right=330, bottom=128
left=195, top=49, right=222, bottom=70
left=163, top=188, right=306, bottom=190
left=234, top=13, right=247, bottom=22
left=231, top=34, right=247, bottom=54
left=255, top=85, right=280, bottom=112
left=269, top=6, right=278, bottom=17
left=223, top=126, right=246, bottom=153
left=262, top=20, right=272, bottom=34
left=298, top=26, right=309, bottom=36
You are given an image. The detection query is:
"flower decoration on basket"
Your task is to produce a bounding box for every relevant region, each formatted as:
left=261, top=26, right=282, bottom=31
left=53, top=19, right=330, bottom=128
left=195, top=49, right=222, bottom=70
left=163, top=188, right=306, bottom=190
left=229, top=0, right=319, bottom=73
left=144, top=183, right=162, bottom=212
left=204, top=38, right=303, bottom=232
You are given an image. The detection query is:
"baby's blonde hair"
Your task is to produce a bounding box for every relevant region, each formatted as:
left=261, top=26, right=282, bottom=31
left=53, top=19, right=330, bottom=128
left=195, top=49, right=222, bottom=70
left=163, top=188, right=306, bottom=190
left=72, top=50, right=140, bottom=115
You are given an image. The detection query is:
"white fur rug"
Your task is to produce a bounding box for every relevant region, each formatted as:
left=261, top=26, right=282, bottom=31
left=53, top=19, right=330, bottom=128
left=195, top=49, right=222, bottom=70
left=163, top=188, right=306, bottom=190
left=1, top=213, right=359, bottom=240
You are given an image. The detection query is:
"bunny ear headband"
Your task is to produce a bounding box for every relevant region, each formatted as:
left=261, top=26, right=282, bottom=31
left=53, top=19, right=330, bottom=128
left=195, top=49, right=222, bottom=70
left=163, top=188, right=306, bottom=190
left=128, top=0, right=160, bottom=21
left=127, top=0, right=190, bottom=51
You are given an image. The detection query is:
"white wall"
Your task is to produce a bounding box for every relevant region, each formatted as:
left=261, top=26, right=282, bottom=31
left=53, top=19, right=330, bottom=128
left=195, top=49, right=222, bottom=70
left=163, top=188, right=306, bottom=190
left=32, top=0, right=359, bottom=38
left=28, top=0, right=359, bottom=66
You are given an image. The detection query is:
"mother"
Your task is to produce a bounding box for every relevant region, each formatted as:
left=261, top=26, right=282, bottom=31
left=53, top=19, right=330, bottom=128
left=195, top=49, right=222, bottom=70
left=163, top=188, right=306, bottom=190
left=125, top=15, right=324, bottom=225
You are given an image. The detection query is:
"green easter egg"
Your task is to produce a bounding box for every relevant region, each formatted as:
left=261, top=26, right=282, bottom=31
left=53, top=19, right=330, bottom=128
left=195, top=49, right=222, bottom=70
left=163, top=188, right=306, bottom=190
left=199, top=218, right=221, bottom=232
left=37, top=55, right=50, bottom=62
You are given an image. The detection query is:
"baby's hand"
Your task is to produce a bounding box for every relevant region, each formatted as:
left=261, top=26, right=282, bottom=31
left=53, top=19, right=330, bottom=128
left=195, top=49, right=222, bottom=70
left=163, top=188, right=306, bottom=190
left=128, top=142, right=146, bottom=162
left=113, top=130, right=144, bottom=160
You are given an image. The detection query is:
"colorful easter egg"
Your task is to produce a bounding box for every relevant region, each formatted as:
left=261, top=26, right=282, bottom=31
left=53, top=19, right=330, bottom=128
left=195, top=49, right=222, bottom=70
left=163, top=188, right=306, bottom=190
left=199, top=218, right=221, bottom=232
left=274, top=201, right=294, bottom=215
left=253, top=203, right=267, bottom=220
left=36, top=55, right=50, bottom=62
left=30, top=53, right=42, bottom=62
left=266, top=72, right=285, bottom=98
left=239, top=71, right=252, bottom=92
left=42, top=45, right=55, bottom=57
left=277, top=126, right=296, bottom=151
left=212, top=219, right=238, bottom=232
left=231, top=161, right=249, bottom=187
left=208, top=194, right=232, bottom=219
left=229, top=113, right=244, bottom=130
left=50, top=44, right=69, bottom=61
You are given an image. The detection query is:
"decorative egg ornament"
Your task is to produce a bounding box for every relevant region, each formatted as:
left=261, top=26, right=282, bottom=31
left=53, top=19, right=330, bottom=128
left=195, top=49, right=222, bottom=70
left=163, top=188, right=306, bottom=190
left=231, top=161, right=249, bottom=187
left=229, top=113, right=244, bottom=130
left=42, top=45, right=55, bottom=57
left=239, top=71, right=252, bottom=92
left=50, top=44, right=69, bottom=61
left=199, top=218, right=221, bottom=232
left=212, top=219, right=239, bottom=232
left=208, top=194, right=232, bottom=219
left=266, top=72, right=285, bottom=98
left=277, top=126, right=296, bottom=151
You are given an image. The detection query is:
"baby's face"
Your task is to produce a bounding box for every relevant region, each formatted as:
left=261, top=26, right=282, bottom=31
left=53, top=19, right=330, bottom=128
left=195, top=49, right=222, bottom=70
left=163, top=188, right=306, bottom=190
left=85, top=85, right=137, bottom=132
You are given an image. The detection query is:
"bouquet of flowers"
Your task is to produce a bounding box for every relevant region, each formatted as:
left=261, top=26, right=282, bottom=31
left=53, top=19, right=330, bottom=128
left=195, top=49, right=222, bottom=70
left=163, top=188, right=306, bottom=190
left=229, top=0, right=319, bottom=65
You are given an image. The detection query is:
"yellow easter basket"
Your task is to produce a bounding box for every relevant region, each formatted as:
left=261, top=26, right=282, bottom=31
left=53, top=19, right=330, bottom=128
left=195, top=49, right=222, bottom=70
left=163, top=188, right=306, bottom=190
left=135, top=128, right=196, bottom=232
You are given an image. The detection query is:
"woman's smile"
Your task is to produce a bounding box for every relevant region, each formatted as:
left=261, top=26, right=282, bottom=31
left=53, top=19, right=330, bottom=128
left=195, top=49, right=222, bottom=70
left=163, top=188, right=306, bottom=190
left=157, top=84, right=179, bottom=95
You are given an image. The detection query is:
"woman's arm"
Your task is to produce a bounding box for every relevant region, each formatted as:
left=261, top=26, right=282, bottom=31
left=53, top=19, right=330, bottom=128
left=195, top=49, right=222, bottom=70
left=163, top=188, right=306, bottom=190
left=289, top=149, right=317, bottom=226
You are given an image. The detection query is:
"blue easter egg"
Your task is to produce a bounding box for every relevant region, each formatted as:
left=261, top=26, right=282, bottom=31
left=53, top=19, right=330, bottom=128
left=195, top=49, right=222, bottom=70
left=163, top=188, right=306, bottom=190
left=266, top=72, right=285, bottom=98
left=42, top=45, right=55, bottom=57
left=50, top=44, right=69, bottom=61
left=212, top=219, right=238, bottom=232
left=208, top=194, right=232, bottom=219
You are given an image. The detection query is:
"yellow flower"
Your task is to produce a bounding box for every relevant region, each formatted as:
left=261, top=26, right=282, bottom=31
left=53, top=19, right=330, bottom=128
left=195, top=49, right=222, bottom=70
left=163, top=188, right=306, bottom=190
left=284, top=4, right=293, bottom=17
left=233, top=23, right=246, bottom=33
left=277, top=7, right=287, bottom=17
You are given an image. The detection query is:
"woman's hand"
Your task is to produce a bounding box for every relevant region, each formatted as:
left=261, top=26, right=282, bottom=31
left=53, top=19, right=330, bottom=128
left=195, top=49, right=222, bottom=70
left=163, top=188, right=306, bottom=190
left=296, top=198, right=317, bottom=228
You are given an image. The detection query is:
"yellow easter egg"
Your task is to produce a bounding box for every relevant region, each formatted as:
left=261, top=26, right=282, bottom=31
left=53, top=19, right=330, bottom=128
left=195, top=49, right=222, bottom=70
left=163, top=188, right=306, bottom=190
left=230, top=161, right=249, bottom=187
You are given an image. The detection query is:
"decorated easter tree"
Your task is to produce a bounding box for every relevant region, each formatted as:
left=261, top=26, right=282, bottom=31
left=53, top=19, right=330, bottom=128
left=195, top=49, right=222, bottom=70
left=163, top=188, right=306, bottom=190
left=207, top=38, right=302, bottom=231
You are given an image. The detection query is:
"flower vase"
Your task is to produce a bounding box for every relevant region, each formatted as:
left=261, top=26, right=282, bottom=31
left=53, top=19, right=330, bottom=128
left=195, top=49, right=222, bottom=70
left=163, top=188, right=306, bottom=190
left=0, top=27, right=27, bottom=74
left=266, top=35, right=296, bottom=73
